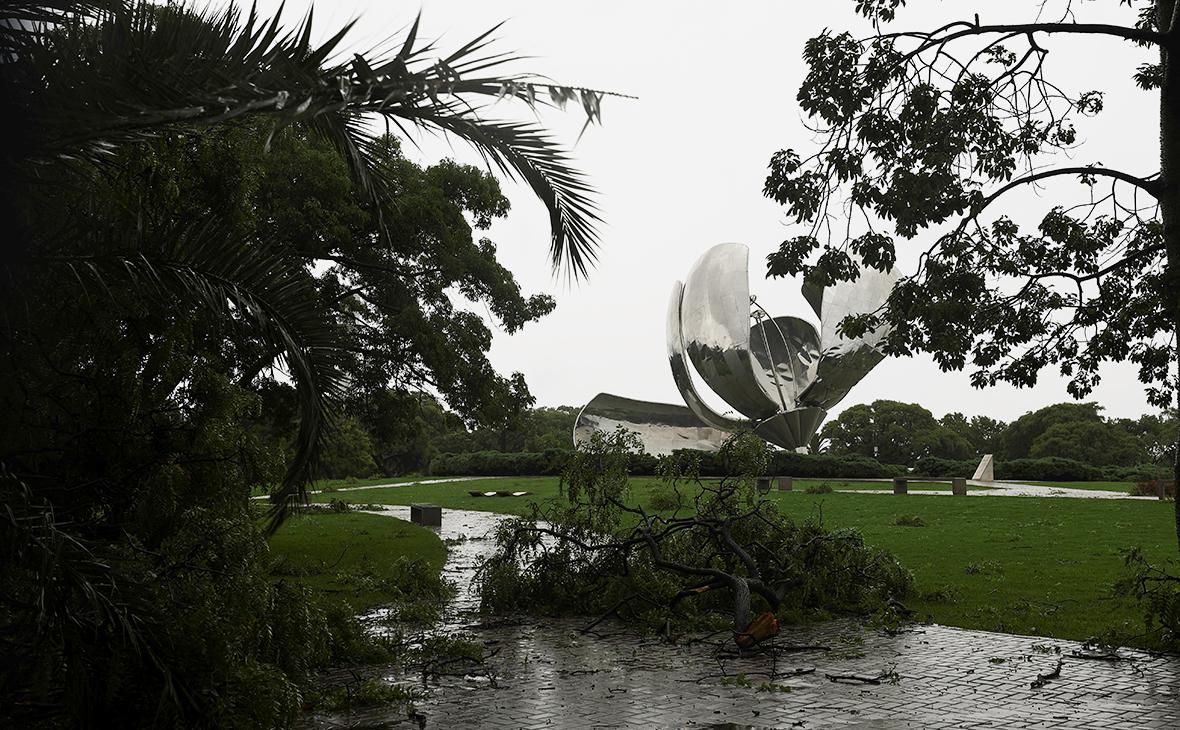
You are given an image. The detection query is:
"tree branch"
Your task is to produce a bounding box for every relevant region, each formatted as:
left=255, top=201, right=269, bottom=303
left=893, top=22, right=1166, bottom=57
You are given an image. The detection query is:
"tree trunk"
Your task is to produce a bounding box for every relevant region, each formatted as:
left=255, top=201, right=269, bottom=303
left=1159, top=0, right=1180, bottom=556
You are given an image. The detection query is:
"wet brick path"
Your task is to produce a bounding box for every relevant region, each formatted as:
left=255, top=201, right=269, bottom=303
left=299, top=507, right=1180, bottom=729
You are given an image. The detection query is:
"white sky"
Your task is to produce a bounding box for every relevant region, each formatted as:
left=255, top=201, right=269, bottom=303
left=247, top=0, right=1163, bottom=423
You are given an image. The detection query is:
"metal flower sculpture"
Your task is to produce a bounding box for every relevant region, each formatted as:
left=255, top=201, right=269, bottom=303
left=574, top=243, right=898, bottom=454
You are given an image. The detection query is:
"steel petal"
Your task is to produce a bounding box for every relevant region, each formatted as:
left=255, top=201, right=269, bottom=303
left=680, top=243, right=781, bottom=419
left=573, top=393, right=733, bottom=456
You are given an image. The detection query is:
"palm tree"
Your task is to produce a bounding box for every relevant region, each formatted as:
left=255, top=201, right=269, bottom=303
left=2, top=0, right=614, bottom=515
left=2, top=3, right=617, bottom=723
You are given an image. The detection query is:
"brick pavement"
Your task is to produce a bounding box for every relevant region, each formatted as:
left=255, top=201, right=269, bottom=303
left=297, top=507, right=1180, bottom=730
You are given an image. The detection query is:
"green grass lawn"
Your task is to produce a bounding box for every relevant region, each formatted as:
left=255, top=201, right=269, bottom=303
left=312, top=475, right=1176, bottom=644
left=267, top=510, right=447, bottom=612
left=250, top=474, right=433, bottom=497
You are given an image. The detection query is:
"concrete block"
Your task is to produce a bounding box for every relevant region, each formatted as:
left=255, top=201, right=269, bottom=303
left=777, top=476, right=793, bottom=492
left=972, top=454, right=995, bottom=481
left=410, top=503, right=442, bottom=526
left=756, top=478, right=771, bottom=494
left=952, top=477, right=967, bottom=496
left=893, top=478, right=908, bottom=495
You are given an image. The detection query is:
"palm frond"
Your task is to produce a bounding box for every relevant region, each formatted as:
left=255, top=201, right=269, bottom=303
left=53, top=221, right=349, bottom=526
left=4, top=1, right=623, bottom=277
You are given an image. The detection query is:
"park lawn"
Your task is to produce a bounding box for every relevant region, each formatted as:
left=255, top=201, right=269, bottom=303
left=313, top=476, right=1176, bottom=644
left=267, top=510, right=447, bottom=612
left=250, top=474, right=432, bottom=497
left=766, top=490, right=1175, bottom=643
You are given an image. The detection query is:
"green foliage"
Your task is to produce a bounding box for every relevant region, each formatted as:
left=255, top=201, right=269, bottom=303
left=996, top=458, right=1101, bottom=482
left=821, top=400, right=974, bottom=464
left=1, top=3, right=615, bottom=727
left=940, top=412, right=1006, bottom=455
left=479, top=432, right=912, bottom=633
left=910, top=457, right=979, bottom=478
left=1114, top=548, right=1180, bottom=652
left=892, top=514, right=926, bottom=528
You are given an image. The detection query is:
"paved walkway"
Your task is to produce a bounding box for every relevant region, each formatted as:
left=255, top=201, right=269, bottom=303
left=838, top=480, right=1153, bottom=500
left=297, top=507, right=1180, bottom=730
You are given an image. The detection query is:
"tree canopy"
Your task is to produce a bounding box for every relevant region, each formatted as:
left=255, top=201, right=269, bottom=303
left=820, top=400, right=974, bottom=464
left=763, top=0, right=1180, bottom=548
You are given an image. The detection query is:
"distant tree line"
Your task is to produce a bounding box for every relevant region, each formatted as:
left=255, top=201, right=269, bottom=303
left=305, top=396, right=1174, bottom=479
left=818, top=400, right=1177, bottom=470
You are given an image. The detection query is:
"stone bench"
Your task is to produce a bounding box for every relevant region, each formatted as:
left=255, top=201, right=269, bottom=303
left=410, top=503, right=442, bottom=527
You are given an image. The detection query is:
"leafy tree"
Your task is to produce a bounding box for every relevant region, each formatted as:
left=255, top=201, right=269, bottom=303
left=762, top=1, right=1180, bottom=549
left=940, top=412, right=1007, bottom=455
left=996, top=402, right=1107, bottom=460
left=1120, top=411, right=1180, bottom=464
left=4, top=0, right=614, bottom=513
left=1028, top=419, right=1145, bottom=466
left=821, top=400, right=973, bottom=465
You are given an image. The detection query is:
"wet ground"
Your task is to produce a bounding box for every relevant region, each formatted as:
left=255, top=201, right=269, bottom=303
left=298, top=507, right=1180, bottom=729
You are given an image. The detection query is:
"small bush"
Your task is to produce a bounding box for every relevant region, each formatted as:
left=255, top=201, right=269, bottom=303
left=892, top=514, right=925, bottom=527
left=1131, top=479, right=1175, bottom=498
left=805, top=483, right=833, bottom=494
left=327, top=498, right=352, bottom=513
left=647, top=487, right=683, bottom=512
left=919, top=584, right=962, bottom=604
left=911, top=457, right=978, bottom=478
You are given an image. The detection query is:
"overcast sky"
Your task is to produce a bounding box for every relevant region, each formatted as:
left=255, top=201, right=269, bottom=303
left=247, top=0, right=1162, bottom=423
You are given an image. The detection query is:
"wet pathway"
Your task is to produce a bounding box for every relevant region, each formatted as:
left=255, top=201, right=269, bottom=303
left=837, top=479, right=1152, bottom=499
left=300, top=507, right=1180, bottom=729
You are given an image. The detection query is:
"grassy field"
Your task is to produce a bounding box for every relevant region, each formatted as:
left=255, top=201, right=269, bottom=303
left=267, top=510, right=447, bottom=612
left=310, top=476, right=1175, bottom=644
left=250, top=474, right=432, bottom=497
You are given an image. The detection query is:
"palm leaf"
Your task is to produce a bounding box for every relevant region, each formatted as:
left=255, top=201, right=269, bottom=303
left=54, top=220, right=349, bottom=527
left=4, top=1, right=620, bottom=276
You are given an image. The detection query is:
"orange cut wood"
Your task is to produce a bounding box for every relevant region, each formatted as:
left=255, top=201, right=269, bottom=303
left=735, top=611, right=780, bottom=648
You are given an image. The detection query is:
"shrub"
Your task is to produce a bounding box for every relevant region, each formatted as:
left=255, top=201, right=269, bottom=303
left=1104, top=464, right=1170, bottom=483
left=892, top=514, right=925, bottom=527
left=995, top=457, right=1101, bottom=481
left=1131, top=480, right=1175, bottom=498
left=911, top=457, right=978, bottom=478
left=805, top=483, right=833, bottom=494
left=1115, top=548, right=1180, bottom=653
left=647, top=487, right=684, bottom=512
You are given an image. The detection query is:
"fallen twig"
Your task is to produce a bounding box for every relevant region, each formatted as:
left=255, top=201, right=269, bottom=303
left=825, top=672, right=882, bottom=684
left=1069, top=650, right=1125, bottom=661
left=1030, top=659, right=1063, bottom=689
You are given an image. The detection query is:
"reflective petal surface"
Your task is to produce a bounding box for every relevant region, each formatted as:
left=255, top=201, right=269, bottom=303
left=752, top=407, right=828, bottom=451
left=749, top=315, right=821, bottom=408
left=573, top=393, right=732, bottom=456
left=798, top=263, right=898, bottom=411
left=667, top=281, right=748, bottom=432
left=680, top=244, right=781, bottom=420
